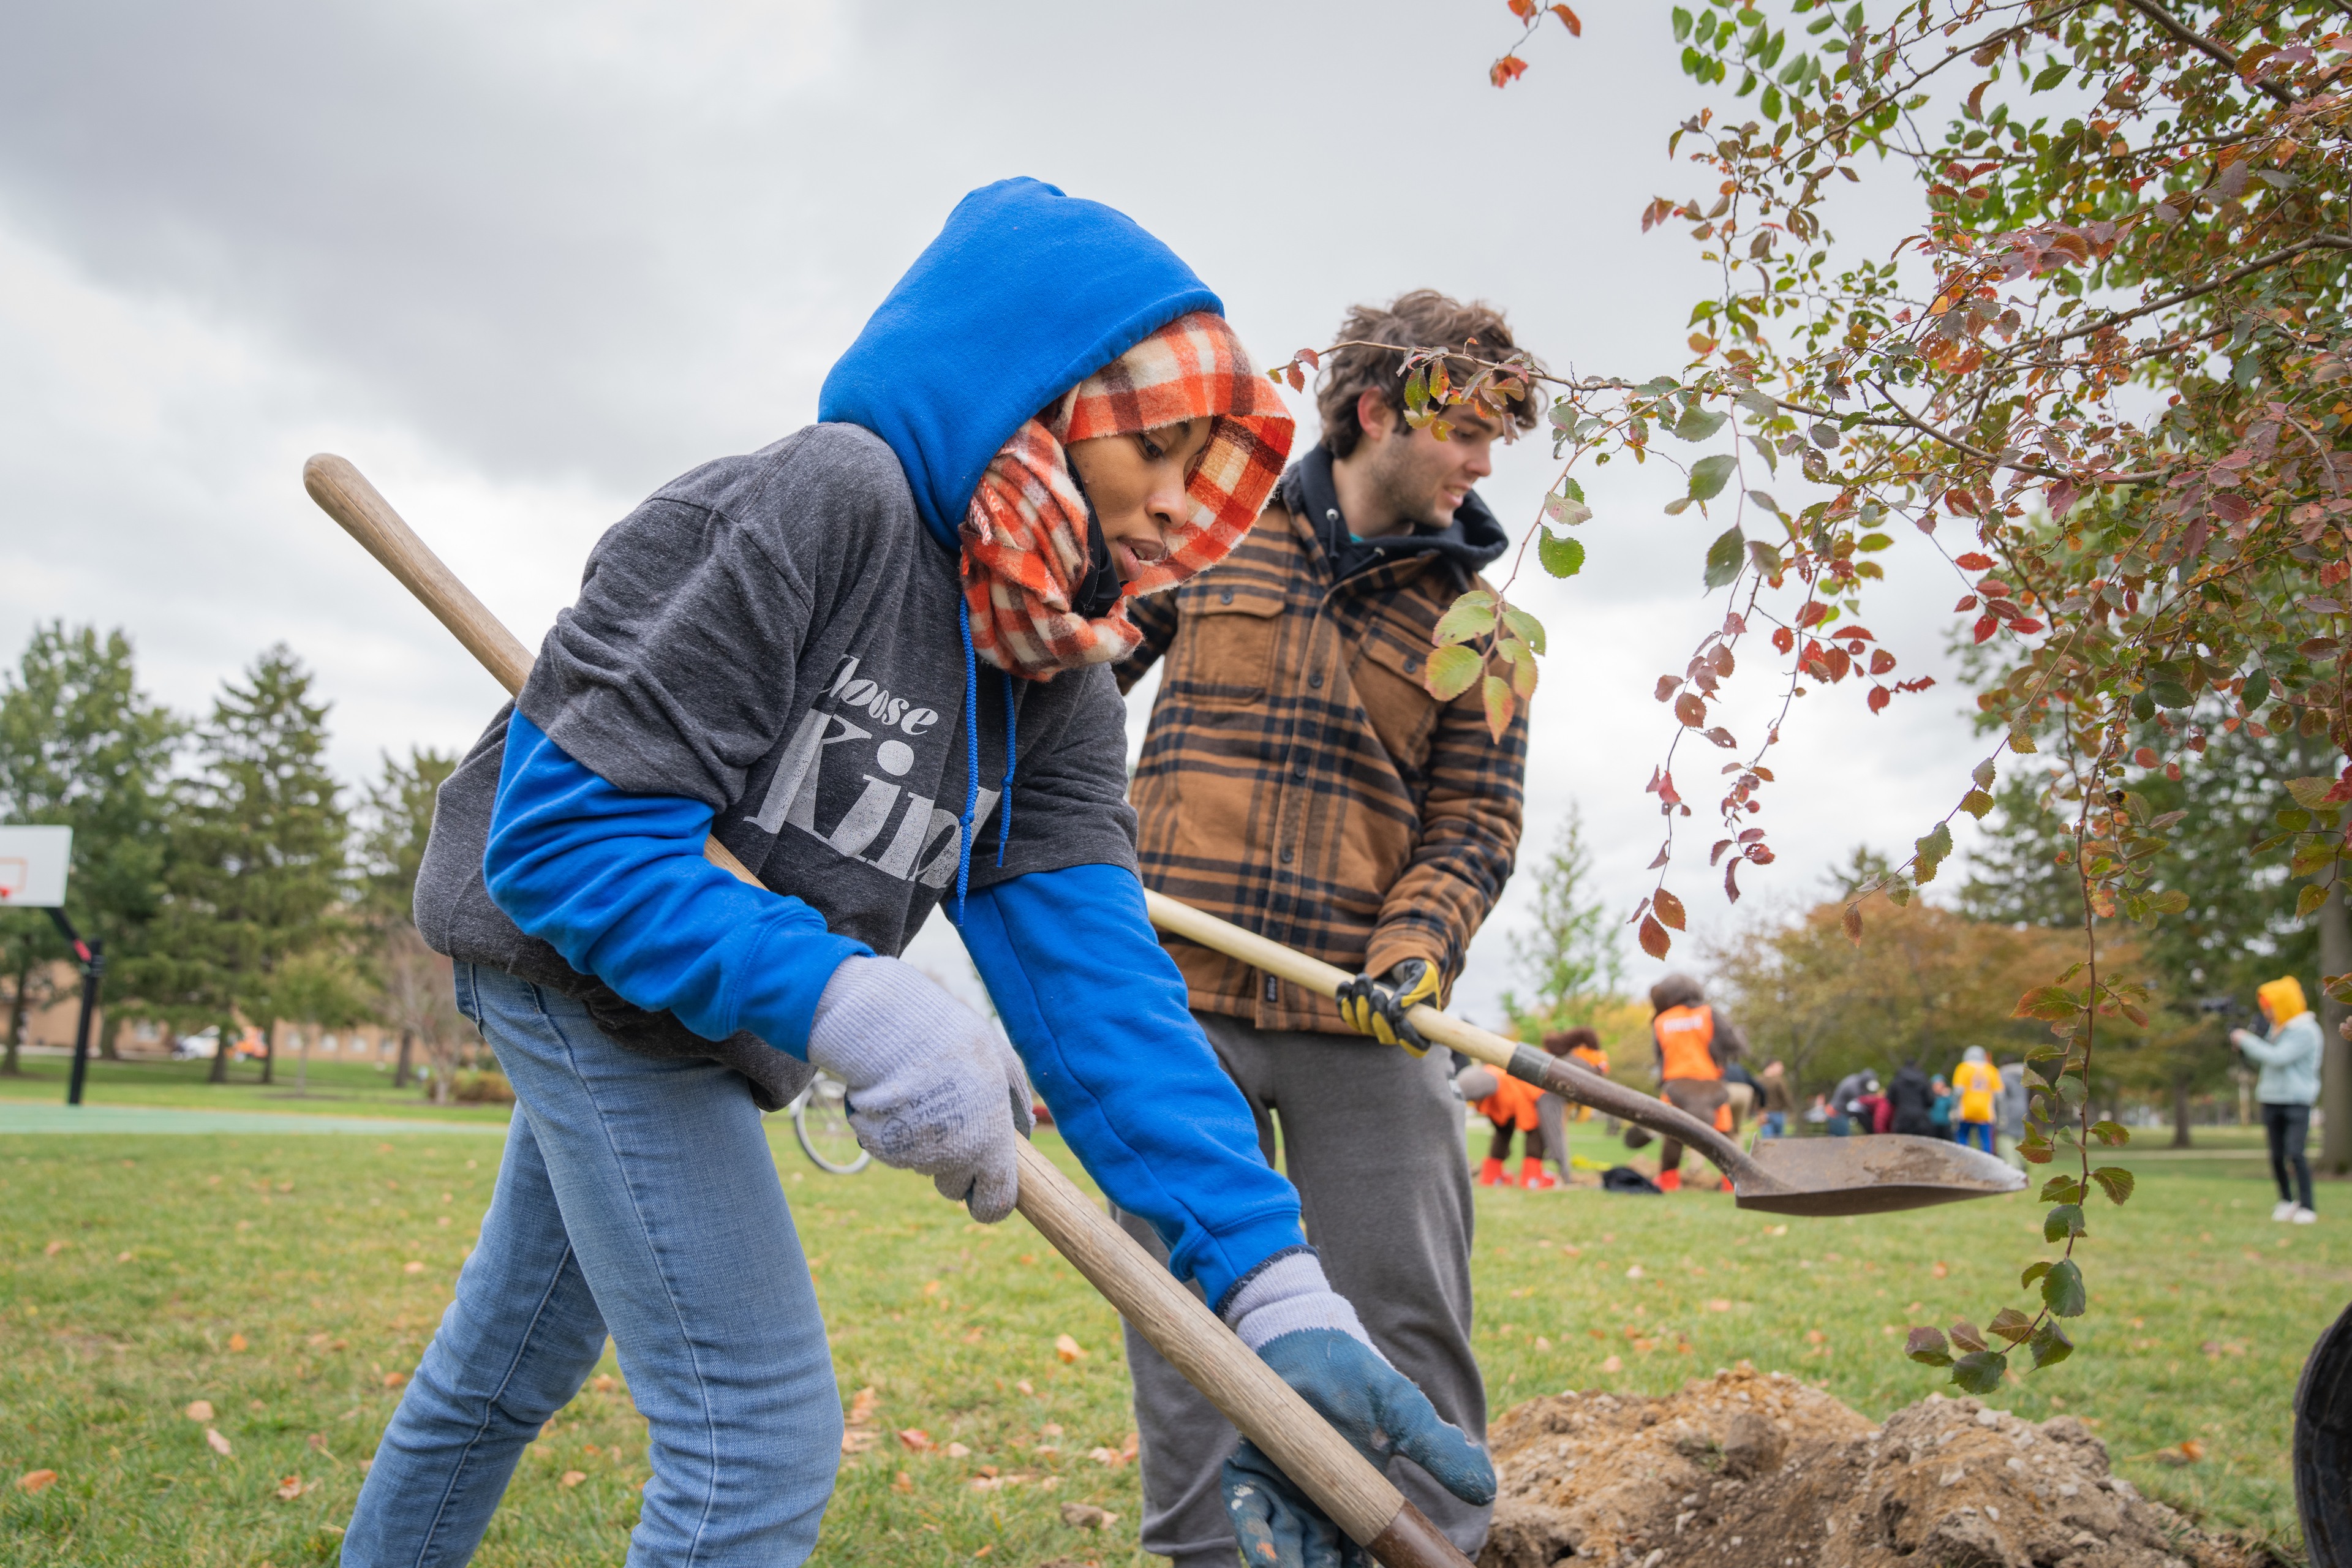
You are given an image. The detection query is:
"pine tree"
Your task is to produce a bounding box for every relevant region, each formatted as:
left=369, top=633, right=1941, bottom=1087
left=1502, top=805, right=1625, bottom=1039
left=0, top=624, right=181, bottom=1072
left=132, top=647, right=347, bottom=1084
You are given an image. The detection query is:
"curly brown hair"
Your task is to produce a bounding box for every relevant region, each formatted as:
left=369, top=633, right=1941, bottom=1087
left=1542, top=1027, right=1601, bottom=1057
left=1648, top=973, right=1707, bottom=1012
left=1314, top=290, right=1542, bottom=459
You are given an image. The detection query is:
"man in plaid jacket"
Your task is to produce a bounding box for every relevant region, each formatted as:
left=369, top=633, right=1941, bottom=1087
left=1111, top=290, right=1534, bottom=1565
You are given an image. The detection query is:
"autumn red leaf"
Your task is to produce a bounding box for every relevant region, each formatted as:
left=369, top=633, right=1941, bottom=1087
left=1869, top=649, right=1897, bottom=675
left=1490, top=53, right=1529, bottom=87
left=1673, top=692, right=1708, bottom=728
left=1868, top=686, right=1893, bottom=714
left=2133, top=747, right=2160, bottom=767
left=1953, top=552, right=1994, bottom=570
left=899, top=1428, right=936, bottom=1452
left=1550, top=2, right=1581, bottom=32
left=1972, top=615, right=1999, bottom=644
left=1638, top=914, right=1672, bottom=959
left=1654, top=889, right=1687, bottom=930
left=1507, top=0, right=1536, bottom=17
left=1953, top=595, right=1978, bottom=612
left=1795, top=601, right=1829, bottom=628
left=1771, top=625, right=1795, bottom=654
left=16, top=1469, right=58, bottom=1494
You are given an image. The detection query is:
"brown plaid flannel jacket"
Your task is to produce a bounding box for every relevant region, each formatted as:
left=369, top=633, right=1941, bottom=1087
left=1114, top=456, right=1529, bottom=1035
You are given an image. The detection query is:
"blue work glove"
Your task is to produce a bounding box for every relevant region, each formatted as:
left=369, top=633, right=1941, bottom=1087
left=1218, top=1256, right=1494, bottom=1568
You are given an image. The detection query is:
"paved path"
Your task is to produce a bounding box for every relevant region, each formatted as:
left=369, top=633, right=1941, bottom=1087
left=0, top=1103, right=507, bottom=1137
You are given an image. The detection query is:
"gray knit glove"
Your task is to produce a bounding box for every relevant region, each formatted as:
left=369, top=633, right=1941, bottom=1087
left=805, top=956, right=1035, bottom=1223
left=1221, top=1251, right=1382, bottom=1358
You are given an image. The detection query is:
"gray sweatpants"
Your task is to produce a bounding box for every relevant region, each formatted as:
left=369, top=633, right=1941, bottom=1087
left=1114, top=1012, right=1487, bottom=1567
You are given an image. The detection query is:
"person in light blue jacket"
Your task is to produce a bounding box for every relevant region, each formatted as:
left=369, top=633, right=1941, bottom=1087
left=2233, top=975, right=2326, bottom=1223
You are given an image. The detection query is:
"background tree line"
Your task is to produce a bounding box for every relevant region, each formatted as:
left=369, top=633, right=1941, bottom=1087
left=0, top=622, right=471, bottom=1099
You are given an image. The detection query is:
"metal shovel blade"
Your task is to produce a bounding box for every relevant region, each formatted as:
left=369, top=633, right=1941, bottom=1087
left=1731, top=1134, right=2026, bottom=1216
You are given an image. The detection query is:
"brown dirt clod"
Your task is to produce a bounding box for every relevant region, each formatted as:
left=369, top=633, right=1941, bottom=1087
left=1475, top=1365, right=2260, bottom=1568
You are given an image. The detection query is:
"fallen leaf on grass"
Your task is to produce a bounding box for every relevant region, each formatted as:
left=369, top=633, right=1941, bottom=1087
left=43, top=1240, right=67, bottom=1256
left=206, top=1428, right=233, bottom=1457
left=227, top=1333, right=249, bottom=1352
left=944, top=1442, right=971, bottom=1458
left=274, top=1474, right=306, bottom=1501
left=1534, top=1335, right=1553, bottom=1350
left=841, top=1430, right=878, bottom=1454
left=185, top=1401, right=214, bottom=1422
left=1804, top=1329, right=1827, bottom=1344
left=382, top=1371, right=407, bottom=1390
left=402, top=1261, right=426, bottom=1275
left=16, top=1470, right=57, bottom=1493
left=899, top=1429, right=935, bottom=1453
left=115, top=1250, right=134, bottom=1263
left=560, top=1470, right=587, bottom=1488
left=2151, top=1440, right=2207, bottom=1467
left=892, top=1471, right=914, bottom=1493
left=1016, top=1379, right=1035, bottom=1395
left=1706, top=1299, right=1732, bottom=1313
left=1061, top=1502, right=1118, bottom=1531
left=1054, top=1333, right=1087, bottom=1363
left=1625, top=1265, right=1646, bottom=1280
left=1600, top=1355, right=1623, bottom=1373
left=591, top=1374, right=619, bottom=1393
left=1041, top=1422, right=1063, bottom=1437
left=1932, top=1261, right=1949, bottom=1279
left=307, top=1434, right=340, bottom=1465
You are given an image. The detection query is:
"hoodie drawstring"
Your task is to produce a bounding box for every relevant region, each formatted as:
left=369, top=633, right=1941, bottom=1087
left=955, top=595, right=981, bottom=919
left=997, top=671, right=1017, bottom=867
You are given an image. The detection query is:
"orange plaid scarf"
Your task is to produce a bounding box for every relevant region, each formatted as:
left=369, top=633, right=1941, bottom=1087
left=959, top=311, right=1293, bottom=679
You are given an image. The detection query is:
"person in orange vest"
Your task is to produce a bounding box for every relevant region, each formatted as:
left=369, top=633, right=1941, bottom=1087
left=1647, top=973, right=1748, bottom=1192
left=1458, top=1062, right=1552, bottom=1185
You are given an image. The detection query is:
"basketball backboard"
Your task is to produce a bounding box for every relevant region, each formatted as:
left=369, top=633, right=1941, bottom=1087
left=0, top=826, right=72, bottom=908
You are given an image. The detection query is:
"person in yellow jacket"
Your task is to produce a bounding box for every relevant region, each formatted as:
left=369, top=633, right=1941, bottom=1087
left=1647, top=974, right=1747, bottom=1192
left=1951, top=1046, right=2000, bottom=1152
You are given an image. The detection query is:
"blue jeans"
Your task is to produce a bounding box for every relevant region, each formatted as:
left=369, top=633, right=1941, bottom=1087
left=342, top=965, right=841, bottom=1567
left=1759, top=1110, right=1785, bottom=1139
left=1955, top=1120, right=1994, bottom=1152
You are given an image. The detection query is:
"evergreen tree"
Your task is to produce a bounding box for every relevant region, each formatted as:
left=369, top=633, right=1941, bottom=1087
left=0, top=624, right=181, bottom=1072
left=130, top=647, right=347, bottom=1084
left=1502, top=805, right=1624, bottom=1039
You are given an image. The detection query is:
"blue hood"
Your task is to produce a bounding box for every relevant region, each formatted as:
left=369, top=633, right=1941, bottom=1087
left=818, top=177, right=1223, bottom=551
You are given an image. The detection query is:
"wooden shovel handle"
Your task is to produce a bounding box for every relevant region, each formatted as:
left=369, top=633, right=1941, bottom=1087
left=303, top=454, right=1471, bottom=1568
left=1141, top=890, right=1776, bottom=1191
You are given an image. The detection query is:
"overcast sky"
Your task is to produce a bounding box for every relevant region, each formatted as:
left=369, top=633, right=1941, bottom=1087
left=1, top=0, right=2001, bottom=1024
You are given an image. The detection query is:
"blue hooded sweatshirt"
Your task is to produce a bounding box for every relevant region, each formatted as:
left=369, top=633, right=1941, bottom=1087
left=472, top=179, right=1306, bottom=1311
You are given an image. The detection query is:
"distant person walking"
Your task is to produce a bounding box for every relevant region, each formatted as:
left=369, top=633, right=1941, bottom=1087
left=1827, top=1069, right=1875, bottom=1136
left=1758, top=1060, right=1792, bottom=1139
left=1888, top=1062, right=1937, bottom=1136
left=1647, top=974, right=1747, bottom=1192
left=1995, top=1057, right=2027, bottom=1165
left=1950, top=1046, right=2000, bottom=1152
left=2233, top=976, right=2324, bottom=1223
left=1928, top=1074, right=1956, bottom=1140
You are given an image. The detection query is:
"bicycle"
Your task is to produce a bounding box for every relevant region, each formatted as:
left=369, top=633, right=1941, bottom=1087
left=787, top=1069, right=870, bottom=1175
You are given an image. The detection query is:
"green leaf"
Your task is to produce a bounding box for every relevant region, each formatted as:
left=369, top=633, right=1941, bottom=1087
left=1950, top=1349, right=2008, bottom=1395
left=1424, top=644, right=1483, bottom=701
left=1539, top=532, right=1586, bottom=579
left=1545, top=492, right=1594, bottom=527
left=1961, top=789, right=1996, bottom=819
left=2150, top=680, right=2192, bottom=709
left=2028, top=1317, right=2075, bottom=1369
left=1672, top=5, right=1692, bottom=42
left=1988, top=1308, right=2037, bottom=1346
left=2043, top=1204, right=2086, bottom=1242
left=2019, top=1260, right=2052, bottom=1289
left=2301, top=883, right=2331, bottom=919
left=1747, top=539, right=1784, bottom=576
left=2149, top=889, right=2190, bottom=914
left=1674, top=405, right=1728, bottom=442
left=1904, top=1325, right=1952, bottom=1367
left=1455, top=590, right=1497, bottom=610
left=1689, top=453, right=1739, bottom=501
left=2285, top=777, right=2339, bottom=810
left=2038, top=1175, right=2086, bottom=1204
left=1501, top=607, right=1546, bottom=655
left=1663, top=497, right=1694, bottom=516
left=2090, top=1120, right=2130, bottom=1147
left=1432, top=603, right=1495, bottom=647
left=1736, top=388, right=1779, bottom=420
left=1760, top=83, right=1782, bottom=119
left=2041, top=1258, right=2087, bottom=1317
left=1972, top=758, right=1997, bottom=790
left=2032, top=62, right=2071, bottom=92
left=2246, top=669, right=2272, bottom=709
left=2013, top=986, right=2078, bottom=1023
left=1705, top=526, right=1747, bottom=590
left=2089, top=1166, right=2135, bottom=1205
left=1915, top=822, right=1953, bottom=883
left=1483, top=674, right=1515, bottom=741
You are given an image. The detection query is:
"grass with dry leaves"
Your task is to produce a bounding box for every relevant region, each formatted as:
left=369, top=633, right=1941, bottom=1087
left=1, top=1118, right=2338, bottom=1566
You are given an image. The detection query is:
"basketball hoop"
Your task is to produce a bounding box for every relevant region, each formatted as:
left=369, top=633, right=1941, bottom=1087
left=0, top=826, right=71, bottom=908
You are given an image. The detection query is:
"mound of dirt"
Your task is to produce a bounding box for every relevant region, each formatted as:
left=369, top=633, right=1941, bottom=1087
left=1477, top=1366, right=2262, bottom=1568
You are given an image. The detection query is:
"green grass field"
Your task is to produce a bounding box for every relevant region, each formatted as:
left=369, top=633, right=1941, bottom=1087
left=0, top=1055, right=513, bottom=1124
left=1, top=1094, right=2338, bottom=1566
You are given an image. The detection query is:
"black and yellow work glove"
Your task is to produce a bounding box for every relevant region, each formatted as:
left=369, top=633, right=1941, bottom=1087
left=1335, top=958, right=1441, bottom=1055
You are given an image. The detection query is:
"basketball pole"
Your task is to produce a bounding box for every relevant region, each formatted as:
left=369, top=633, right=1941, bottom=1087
left=43, top=908, right=102, bottom=1107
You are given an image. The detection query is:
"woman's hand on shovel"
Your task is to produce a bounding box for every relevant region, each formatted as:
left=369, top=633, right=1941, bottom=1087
left=1223, top=1330, right=1493, bottom=1567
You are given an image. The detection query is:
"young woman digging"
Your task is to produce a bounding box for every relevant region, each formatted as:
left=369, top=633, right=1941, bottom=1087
left=342, top=178, right=1492, bottom=1568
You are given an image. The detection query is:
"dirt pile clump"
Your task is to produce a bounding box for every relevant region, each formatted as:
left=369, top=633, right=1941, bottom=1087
left=1477, top=1366, right=2261, bottom=1568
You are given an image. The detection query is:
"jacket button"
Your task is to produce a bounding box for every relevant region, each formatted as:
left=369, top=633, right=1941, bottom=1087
left=1308, top=671, right=1323, bottom=689
left=1280, top=846, right=1294, bottom=864
left=1219, top=587, right=1235, bottom=605
left=1404, top=656, right=1420, bottom=673
left=1292, top=761, right=1308, bottom=782
left=1264, top=976, right=1280, bottom=1001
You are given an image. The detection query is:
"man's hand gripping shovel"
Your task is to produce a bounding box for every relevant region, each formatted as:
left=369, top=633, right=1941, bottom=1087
left=302, top=454, right=1477, bottom=1568
left=1144, top=897, right=2026, bottom=1216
